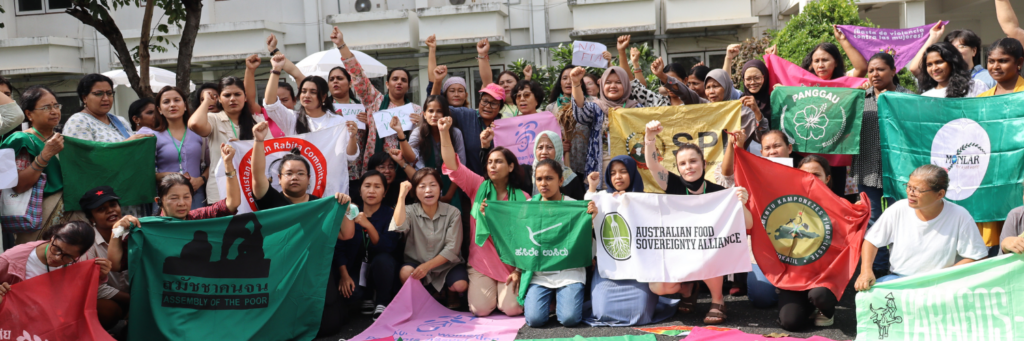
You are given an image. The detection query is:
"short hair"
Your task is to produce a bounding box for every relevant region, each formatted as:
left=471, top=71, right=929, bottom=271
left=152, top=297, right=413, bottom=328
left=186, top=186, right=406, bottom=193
left=911, top=164, right=950, bottom=192
left=360, top=170, right=389, bottom=193
left=76, top=73, right=115, bottom=104
left=127, top=97, right=157, bottom=131
left=0, top=75, right=14, bottom=94
left=800, top=43, right=847, bottom=80
left=408, top=167, right=443, bottom=204
left=512, top=80, right=545, bottom=111
left=945, top=29, right=983, bottom=67
left=40, top=221, right=95, bottom=257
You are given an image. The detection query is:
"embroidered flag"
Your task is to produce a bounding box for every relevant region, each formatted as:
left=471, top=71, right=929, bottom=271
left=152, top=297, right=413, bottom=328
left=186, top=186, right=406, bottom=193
left=770, top=86, right=865, bottom=154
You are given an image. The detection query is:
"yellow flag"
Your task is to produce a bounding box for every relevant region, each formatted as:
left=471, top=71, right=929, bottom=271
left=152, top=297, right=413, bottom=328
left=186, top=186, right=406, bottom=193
left=608, top=101, right=742, bottom=193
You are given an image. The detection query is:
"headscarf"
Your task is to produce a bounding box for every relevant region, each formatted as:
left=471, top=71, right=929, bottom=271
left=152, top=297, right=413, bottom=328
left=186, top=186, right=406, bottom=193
left=604, top=155, right=643, bottom=193
left=705, top=69, right=737, bottom=101
left=740, top=60, right=771, bottom=118
left=594, top=66, right=639, bottom=112
left=531, top=131, right=577, bottom=194
left=441, top=76, right=467, bottom=94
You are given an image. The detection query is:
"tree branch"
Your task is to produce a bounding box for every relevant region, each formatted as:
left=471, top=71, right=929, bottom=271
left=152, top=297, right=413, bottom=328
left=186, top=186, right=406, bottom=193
left=175, top=0, right=203, bottom=96
left=139, top=0, right=156, bottom=95
left=67, top=2, right=149, bottom=98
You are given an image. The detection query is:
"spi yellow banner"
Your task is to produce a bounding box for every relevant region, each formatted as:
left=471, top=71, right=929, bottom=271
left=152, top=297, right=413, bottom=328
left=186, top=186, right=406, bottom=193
left=608, top=101, right=742, bottom=193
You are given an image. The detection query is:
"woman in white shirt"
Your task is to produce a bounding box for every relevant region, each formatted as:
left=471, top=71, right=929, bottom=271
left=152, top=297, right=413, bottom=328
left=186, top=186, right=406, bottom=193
left=917, top=42, right=989, bottom=98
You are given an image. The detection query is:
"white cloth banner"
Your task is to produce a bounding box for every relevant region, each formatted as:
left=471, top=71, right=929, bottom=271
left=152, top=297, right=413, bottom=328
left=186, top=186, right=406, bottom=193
left=593, top=190, right=751, bottom=282
left=215, top=124, right=356, bottom=213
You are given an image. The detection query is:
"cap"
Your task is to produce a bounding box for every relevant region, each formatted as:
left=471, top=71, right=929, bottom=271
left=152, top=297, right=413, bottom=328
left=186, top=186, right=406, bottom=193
left=479, top=83, right=506, bottom=102
left=79, top=186, right=121, bottom=211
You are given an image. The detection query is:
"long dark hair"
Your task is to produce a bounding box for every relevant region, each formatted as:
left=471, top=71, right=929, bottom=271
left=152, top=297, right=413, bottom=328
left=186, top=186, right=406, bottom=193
left=158, top=173, right=194, bottom=198
left=192, top=82, right=219, bottom=114
left=485, top=147, right=525, bottom=191
left=76, top=73, right=115, bottom=112
left=917, top=42, right=972, bottom=98
left=385, top=68, right=413, bottom=103
left=328, top=66, right=360, bottom=104
left=127, top=98, right=157, bottom=131
left=944, top=29, right=983, bottom=67
left=41, top=221, right=95, bottom=257
left=800, top=43, right=847, bottom=80
left=277, top=81, right=295, bottom=103
left=418, top=95, right=457, bottom=164
left=548, top=65, right=575, bottom=103
left=294, top=75, right=334, bottom=134
left=20, top=85, right=56, bottom=125
left=154, top=86, right=191, bottom=131
left=868, top=52, right=900, bottom=87
left=215, top=76, right=256, bottom=140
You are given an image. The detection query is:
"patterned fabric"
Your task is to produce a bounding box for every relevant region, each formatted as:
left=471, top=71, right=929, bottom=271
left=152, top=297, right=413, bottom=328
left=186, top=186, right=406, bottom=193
left=629, top=79, right=669, bottom=108
left=0, top=174, right=45, bottom=233
left=62, top=113, right=134, bottom=143
left=546, top=101, right=592, bottom=174
left=851, top=85, right=912, bottom=189
left=345, top=56, right=422, bottom=179
left=573, top=100, right=644, bottom=181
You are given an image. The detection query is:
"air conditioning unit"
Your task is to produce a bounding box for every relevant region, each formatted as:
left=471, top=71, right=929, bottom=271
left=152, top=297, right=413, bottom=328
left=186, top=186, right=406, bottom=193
left=355, top=0, right=388, bottom=12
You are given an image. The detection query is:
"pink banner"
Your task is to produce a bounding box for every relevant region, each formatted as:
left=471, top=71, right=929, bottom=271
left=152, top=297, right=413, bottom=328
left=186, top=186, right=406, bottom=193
left=349, top=280, right=525, bottom=341
left=493, top=112, right=562, bottom=165
left=684, top=327, right=839, bottom=341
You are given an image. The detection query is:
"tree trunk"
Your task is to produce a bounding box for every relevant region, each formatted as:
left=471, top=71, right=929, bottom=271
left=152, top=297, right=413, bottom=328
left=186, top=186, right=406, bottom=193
left=139, top=0, right=156, bottom=96
left=66, top=2, right=149, bottom=99
left=175, top=0, right=204, bottom=95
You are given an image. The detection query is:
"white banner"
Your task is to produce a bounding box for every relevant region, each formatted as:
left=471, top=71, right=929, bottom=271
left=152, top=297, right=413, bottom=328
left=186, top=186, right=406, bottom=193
left=593, top=190, right=752, bottom=282
left=215, top=124, right=354, bottom=213
left=333, top=103, right=366, bottom=129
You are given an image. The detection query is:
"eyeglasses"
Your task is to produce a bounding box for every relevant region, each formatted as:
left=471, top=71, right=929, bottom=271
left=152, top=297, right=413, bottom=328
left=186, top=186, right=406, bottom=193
left=515, top=92, right=533, bottom=99
left=479, top=99, right=500, bottom=109
left=282, top=171, right=308, bottom=178
left=32, top=104, right=63, bottom=112
left=906, top=184, right=934, bottom=196
left=744, top=76, right=764, bottom=83
left=50, top=242, right=78, bottom=264
left=955, top=44, right=970, bottom=50
left=91, top=91, right=116, bottom=98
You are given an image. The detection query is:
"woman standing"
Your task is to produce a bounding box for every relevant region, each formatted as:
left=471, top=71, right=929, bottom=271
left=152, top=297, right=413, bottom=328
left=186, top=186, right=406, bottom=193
left=441, top=117, right=527, bottom=317
left=63, top=74, right=150, bottom=143
left=1, top=86, right=66, bottom=243
left=583, top=155, right=678, bottom=326
left=570, top=66, right=643, bottom=185
left=497, top=69, right=526, bottom=118
left=401, top=95, right=464, bottom=205
left=541, top=65, right=591, bottom=174
left=127, top=98, right=163, bottom=132
left=137, top=87, right=208, bottom=209
left=980, top=38, right=1024, bottom=96
left=643, top=120, right=753, bottom=325
left=917, top=42, right=989, bottom=98
left=432, top=64, right=504, bottom=176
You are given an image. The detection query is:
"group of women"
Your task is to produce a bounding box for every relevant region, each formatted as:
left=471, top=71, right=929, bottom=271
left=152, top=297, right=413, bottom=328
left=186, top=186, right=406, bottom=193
left=3, top=10, right=1024, bottom=335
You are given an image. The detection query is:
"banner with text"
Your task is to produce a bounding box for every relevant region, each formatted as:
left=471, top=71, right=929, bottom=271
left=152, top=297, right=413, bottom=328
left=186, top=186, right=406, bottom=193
left=770, top=86, right=864, bottom=154
left=609, top=103, right=742, bottom=193
left=836, top=22, right=948, bottom=72
left=0, top=260, right=113, bottom=341
left=855, top=254, right=1024, bottom=341
left=592, top=190, right=751, bottom=282
left=493, top=112, right=562, bottom=165
left=126, top=198, right=343, bottom=340
left=372, top=103, right=416, bottom=138
left=333, top=103, right=367, bottom=129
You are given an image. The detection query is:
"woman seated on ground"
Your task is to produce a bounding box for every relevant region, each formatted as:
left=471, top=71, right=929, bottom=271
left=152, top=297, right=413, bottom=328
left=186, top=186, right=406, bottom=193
left=582, top=155, right=679, bottom=327
left=642, top=120, right=753, bottom=325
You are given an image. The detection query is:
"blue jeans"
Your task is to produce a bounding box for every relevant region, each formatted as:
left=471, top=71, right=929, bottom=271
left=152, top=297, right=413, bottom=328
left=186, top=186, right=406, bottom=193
left=876, top=274, right=902, bottom=284
left=860, top=184, right=891, bottom=274
left=747, top=264, right=778, bottom=308
left=523, top=283, right=584, bottom=327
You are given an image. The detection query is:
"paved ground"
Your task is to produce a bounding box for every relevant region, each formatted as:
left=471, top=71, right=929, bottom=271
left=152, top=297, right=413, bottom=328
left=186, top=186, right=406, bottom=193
left=317, top=278, right=861, bottom=341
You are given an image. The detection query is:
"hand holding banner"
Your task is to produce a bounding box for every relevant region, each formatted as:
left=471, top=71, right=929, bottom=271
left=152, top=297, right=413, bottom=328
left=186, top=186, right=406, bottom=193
left=372, top=103, right=416, bottom=138
left=836, top=21, right=948, bottom=72
left=333, top=103, right=366, bottom=129
left=572, top=41, right=609, bottom=68
left=770, top=86, right=864, bottom=154
left=0, top=260, right=114, bottom=341
left=493, top=112, right=562, bottom=164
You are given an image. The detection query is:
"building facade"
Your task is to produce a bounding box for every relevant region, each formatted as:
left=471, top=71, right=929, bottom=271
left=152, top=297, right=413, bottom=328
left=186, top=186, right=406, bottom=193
left=0, top=0, right=1015, bottom=120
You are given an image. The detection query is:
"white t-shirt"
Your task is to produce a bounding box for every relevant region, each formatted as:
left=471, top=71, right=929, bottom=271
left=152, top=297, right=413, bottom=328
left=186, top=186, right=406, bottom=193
left=25, top=249, right=48, bottom=280
left=865, top=199, right=988, bottom=276
left=263, top=97, right=349, bottom=135
left=921, top=79, right=989, bottom=98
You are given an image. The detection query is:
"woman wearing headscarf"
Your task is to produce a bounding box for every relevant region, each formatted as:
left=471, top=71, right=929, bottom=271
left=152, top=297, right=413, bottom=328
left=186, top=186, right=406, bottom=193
left=517, top=131, right=586, bottom=200
left=739, top=60, right=772, bottom=123
left=582, top=155, right=679, bottom=327
left=570, top=66, right=641, bottom=186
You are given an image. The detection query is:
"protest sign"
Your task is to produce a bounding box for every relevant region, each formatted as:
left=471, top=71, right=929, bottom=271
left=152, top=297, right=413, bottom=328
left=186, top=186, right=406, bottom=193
left=493, top=112, right=562, bottom=164
left=572, top=40, right=609, bottom=68
left=770, top=86, right=865, bottom=154
left=372, top=103, right=416, bottom=138
left=836, top=22, right=949, bottom=71
left=333, top=103, right=367, bottom=129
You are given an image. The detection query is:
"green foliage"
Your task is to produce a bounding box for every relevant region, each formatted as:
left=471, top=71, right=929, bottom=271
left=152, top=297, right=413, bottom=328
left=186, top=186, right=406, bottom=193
left=769, top=0, right=873, bottom=71
left=896, top=68, right=917, bottom=93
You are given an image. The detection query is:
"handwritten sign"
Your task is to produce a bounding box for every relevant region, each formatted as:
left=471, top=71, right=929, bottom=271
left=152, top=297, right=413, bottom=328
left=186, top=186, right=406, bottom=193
left=333, top=103, right=366, bottom=129
left=372, top=103, right=416, bottom=138
left=493, top=112, right=562, bottom=165
left=572, top=40, right=609, bottom=69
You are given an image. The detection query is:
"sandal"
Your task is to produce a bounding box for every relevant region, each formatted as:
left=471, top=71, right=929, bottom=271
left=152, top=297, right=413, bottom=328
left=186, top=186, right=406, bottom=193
left=703, top=303, right=727, bottom=325
left=678, top=282, right=699, bottom=314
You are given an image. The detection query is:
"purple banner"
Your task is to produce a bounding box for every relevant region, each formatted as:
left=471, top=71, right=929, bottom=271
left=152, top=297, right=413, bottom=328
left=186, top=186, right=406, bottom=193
left=836, top=22, right=948, bottom=71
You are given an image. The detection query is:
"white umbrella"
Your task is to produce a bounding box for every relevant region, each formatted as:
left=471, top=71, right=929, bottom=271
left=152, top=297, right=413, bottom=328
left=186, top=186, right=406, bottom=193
left=102, top=66, right=197, bottom=92
left=293, top=49, right=388, bottom=80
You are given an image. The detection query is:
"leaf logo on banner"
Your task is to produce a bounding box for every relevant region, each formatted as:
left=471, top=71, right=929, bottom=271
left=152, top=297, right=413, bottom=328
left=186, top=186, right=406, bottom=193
left=868, top=293, right=904, bottom=339
left=514, top=121, right=539, bottom=153
left=761, top=195, right=833, bottom=266
left=601, top=213, right=631, bottom=260
left=930, top=118, right=991, bottom=200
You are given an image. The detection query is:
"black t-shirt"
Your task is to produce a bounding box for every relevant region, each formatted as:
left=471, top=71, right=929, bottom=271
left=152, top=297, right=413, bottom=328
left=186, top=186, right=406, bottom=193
left=664, top=172, right=726, bottom=195
left=254, top=185, right=321, bottom=210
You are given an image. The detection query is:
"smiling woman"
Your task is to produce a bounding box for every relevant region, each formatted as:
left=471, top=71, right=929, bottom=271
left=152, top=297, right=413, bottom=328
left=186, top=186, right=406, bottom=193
left=137, top=87, right=208, bottom=210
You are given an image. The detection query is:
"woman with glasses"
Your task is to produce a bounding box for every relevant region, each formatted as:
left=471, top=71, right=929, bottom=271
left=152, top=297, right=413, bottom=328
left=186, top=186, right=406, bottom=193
left=430, top=62, right=507, bottom=176
left=0, top=221, right=114, bottom=323
left=63, top=74, right=151, bottom=143
left=1, top=85, right=68, bottom=244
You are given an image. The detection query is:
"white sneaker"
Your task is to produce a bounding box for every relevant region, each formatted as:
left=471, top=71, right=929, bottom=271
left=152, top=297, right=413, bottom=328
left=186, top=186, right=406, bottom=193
left=361, top=300, right=375, bottom=315
left=372, top=305, right=386, bottom=321
left=813, top=310, right=834, bottom=327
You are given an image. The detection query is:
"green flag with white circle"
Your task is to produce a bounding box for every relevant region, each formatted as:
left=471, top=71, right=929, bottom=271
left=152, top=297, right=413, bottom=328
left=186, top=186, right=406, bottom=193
left=770, top=86, right=865, bottom=154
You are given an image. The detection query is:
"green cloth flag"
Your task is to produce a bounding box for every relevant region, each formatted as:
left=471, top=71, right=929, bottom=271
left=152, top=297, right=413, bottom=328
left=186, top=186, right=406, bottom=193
left=770, top=86, right=864, bottom=154
left=126, top=198, right=344, bottom=340
left=60, top=136, right=157, bottom=211
left=855, top=254, right=1024, bottom=340
left=479, top=200, right=593, bottom=304
left=519, top=335, right=657, bottom=341
left=878, top=92, right=1024, bottom=223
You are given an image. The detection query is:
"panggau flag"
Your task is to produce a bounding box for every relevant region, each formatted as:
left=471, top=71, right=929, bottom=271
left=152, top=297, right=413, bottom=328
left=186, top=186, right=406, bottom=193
left=592, top=191, right=751, bottom=282
left=215, top=124, right=356, bottom=213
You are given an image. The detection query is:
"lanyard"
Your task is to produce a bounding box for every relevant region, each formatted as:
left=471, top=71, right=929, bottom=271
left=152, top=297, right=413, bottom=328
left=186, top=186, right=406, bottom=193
left=229, top=120, right=238, bottom=138
left=167, top=129, right=186, bottom=173
left=31, top=127, right=52, bottom=142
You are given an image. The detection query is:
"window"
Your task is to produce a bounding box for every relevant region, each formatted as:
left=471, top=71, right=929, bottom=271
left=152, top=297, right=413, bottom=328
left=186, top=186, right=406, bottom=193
left=669, top=50, right=728, bottom=73
left=55, top=93, right=80, bottom=125
left=17, top=0, right=71, bottom=14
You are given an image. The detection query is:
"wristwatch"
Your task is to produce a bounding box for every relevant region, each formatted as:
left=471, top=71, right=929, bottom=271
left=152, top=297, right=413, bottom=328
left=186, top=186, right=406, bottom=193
left=225, top=170, right=236, bottom=179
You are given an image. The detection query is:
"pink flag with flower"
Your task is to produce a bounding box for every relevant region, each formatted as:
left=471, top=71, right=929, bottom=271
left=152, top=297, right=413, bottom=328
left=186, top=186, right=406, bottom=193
left=348, top=280, right=525, bottom=341
left=493, top=112, right=562, bottom=165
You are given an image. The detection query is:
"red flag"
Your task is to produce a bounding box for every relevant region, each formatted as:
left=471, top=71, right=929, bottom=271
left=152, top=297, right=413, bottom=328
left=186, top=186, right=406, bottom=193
left=733, top=148, right=870, bottom=299
left=0, top=260, right=114, bottom=341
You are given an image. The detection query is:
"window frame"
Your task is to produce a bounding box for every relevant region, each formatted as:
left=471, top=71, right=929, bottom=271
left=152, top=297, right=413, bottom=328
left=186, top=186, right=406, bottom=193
left=16, top=0, right=72, bottom=15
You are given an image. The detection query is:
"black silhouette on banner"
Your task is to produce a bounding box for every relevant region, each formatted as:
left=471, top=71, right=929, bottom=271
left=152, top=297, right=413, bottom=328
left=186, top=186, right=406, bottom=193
left=164, top=213, right=271, bottom=278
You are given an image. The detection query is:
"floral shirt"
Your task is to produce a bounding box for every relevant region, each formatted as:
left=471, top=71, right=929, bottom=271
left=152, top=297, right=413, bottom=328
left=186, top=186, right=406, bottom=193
left=629, top=79, right=669, bottom=108
left=344, top=56, right=422, bottom=179
left=572, top=101, right=645, bottom=182
left=63, top=113, right=134, bottom=143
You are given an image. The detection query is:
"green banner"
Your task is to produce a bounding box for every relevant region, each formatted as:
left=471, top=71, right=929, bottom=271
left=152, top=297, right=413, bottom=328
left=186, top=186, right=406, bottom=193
left=855, top=254, right=1024, bottom=340
left=479, top=200, right=594, bottom=272
left=878, top=92, right=1024, bottom=222
left=127, top=198, right=344, bottom=340
left=60, top=136, right=157, bottom=211
left=770, top=86, right=864, bottom=154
